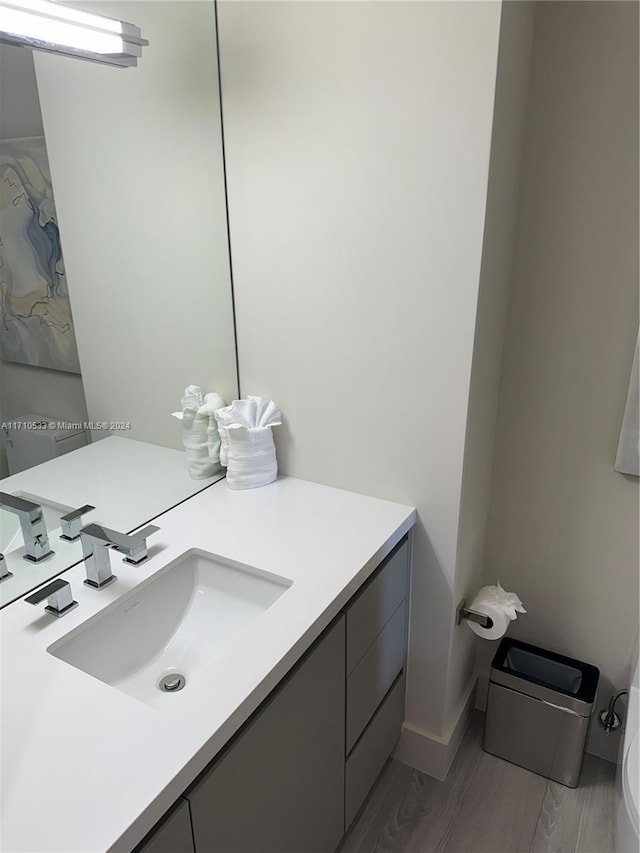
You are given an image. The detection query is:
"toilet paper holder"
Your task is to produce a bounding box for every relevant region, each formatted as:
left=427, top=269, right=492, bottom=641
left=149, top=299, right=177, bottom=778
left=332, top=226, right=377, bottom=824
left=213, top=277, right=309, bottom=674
left=456, top=598, right=494, bottom=630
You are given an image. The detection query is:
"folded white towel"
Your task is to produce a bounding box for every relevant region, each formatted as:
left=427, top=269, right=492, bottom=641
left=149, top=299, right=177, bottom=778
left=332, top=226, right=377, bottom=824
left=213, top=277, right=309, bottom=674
left=172, top=385, right=226, bottom=480
left=215, top=396, right=282, bottom=430
left=214, top=396, right=282, bottom=490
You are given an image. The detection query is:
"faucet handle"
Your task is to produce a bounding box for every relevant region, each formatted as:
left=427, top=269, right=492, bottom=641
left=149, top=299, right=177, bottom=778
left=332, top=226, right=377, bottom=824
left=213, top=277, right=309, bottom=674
left=128, top=524, right=160, bottom=544
left=0, top=492, right=41, bottom=519
left=119, top=524, right=160, bottom=565
left=0, top=553, right=12, bottom=582
left=25, top=579, right=78, bottom=617
left=60, top=505, right=96, bottom=541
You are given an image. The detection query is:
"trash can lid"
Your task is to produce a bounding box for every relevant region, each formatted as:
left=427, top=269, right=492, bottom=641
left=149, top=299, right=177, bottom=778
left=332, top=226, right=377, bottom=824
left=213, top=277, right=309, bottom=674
left=490, top=638, right=599, bottom=713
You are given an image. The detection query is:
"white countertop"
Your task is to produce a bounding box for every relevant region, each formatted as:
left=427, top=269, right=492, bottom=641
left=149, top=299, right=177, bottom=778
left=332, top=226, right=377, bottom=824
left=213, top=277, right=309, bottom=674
left=0, top=476, right=415, bottom=853
left=0, top=437, right=222, bottom=607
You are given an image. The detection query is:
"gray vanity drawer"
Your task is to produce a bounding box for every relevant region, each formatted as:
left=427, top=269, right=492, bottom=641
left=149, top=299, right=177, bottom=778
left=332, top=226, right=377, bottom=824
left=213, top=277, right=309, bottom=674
left=346, top=538, right=409, bottom=676
left=345, top=674, right=405, bottom=829
left=346, top=599, right=406, bottom=753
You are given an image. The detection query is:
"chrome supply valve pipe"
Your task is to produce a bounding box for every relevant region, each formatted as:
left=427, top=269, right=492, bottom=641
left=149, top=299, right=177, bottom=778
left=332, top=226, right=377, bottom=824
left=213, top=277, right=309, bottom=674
left=598, top=689, right=628, bottom=734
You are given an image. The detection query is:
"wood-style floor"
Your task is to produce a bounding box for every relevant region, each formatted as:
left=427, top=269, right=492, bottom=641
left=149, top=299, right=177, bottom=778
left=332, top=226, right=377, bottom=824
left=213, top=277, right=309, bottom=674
left=341, top=713, right=617, bottom=853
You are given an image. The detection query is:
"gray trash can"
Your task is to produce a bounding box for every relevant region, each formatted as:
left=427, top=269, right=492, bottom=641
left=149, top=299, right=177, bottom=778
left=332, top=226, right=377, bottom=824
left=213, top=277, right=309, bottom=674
left=482, top=638, right=599, bottom=787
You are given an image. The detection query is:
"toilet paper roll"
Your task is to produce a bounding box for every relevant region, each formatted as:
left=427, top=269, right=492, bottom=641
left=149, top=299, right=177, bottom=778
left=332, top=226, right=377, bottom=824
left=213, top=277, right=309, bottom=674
left=465, top=601, right=512, bottom=640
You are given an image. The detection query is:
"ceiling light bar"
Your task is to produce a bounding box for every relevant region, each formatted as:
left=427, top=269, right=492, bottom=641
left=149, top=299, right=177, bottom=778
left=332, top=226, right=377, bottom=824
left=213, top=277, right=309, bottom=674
left=0, top=0, right=148, bottom=67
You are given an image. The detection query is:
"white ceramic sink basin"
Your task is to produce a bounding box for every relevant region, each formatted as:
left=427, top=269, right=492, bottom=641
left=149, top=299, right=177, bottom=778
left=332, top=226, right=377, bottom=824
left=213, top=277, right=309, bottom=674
left=0, top=491, right=74, bottom=554
left=48, top=549, right=292, bottom=707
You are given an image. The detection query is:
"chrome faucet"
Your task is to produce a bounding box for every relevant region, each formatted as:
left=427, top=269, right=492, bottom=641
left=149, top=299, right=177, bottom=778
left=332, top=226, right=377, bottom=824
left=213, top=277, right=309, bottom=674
left=79, top=523, right=159, bottom=588
left=0, top=493, right=54, bottom=563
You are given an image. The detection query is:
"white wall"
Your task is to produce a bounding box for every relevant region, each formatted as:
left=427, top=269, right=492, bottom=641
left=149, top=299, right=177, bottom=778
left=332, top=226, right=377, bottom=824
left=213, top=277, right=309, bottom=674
left=446, top=0, right=535, bottom=733
left=2, top=362, right=88, bottom=426
left=0, top=44, right=88, bottom=477
left=481, top=0, right=639, bottom=762
left=218, top=0, right=502, bottom=764
left=33, top=1, right=238, bottom=450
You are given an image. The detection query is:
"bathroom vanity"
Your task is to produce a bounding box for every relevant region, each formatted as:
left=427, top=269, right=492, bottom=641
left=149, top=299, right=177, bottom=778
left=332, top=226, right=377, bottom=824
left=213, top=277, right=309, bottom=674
left=0, top=477, right=415, bottom=853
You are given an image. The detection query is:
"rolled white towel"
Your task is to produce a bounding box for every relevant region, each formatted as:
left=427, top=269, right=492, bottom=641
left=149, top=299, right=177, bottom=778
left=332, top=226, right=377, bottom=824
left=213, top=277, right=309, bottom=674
left=172, top=386, right=226, bottom=479
left=213, top=395, right=282, bottom=489
left=224, top=427, right=278, bottom=490
left=202, top=392, right=225, bottom=467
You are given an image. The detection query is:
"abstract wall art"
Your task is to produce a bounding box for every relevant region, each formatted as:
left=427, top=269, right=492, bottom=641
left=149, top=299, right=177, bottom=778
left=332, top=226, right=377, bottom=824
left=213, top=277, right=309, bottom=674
left=0, top=136, right=80, bottom=373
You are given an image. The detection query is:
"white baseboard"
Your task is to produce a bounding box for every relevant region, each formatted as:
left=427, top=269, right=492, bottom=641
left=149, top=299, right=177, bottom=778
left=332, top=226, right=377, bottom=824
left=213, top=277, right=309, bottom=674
left=394, top=679, right=477, bottom=781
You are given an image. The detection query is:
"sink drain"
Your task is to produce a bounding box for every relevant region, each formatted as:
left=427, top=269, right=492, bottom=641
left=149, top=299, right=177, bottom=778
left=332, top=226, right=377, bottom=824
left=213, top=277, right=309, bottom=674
left=158, top=673, right=186, bottom=693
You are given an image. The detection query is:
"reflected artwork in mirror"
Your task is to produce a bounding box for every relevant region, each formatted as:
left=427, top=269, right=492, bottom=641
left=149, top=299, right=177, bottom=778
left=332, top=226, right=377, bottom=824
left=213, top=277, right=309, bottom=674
left=0, top=1, right=238, bottom=607
left=0, top=135, right=81, bottom=373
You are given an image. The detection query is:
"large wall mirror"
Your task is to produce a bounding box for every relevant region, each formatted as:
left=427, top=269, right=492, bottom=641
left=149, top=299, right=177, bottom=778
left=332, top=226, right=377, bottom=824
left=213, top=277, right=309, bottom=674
left=0, top=1, right=238, bottom=606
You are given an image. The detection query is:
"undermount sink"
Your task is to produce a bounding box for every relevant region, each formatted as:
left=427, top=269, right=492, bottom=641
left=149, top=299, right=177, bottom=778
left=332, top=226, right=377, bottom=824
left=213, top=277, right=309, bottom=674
left=48, top=549, right=293, bottom=707
left=0, top=491, right=75, bottom=555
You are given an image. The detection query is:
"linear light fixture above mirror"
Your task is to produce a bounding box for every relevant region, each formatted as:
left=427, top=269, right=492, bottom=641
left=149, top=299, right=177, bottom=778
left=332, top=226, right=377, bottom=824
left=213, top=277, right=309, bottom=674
left=0, top=0, right=148, bottom=67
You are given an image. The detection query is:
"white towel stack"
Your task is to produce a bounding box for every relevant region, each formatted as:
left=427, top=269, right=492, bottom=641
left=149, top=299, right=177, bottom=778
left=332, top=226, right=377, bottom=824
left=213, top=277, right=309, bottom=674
left=214, top=396, right=282, bottom=490
left=172, top=385, right=226, bottom=480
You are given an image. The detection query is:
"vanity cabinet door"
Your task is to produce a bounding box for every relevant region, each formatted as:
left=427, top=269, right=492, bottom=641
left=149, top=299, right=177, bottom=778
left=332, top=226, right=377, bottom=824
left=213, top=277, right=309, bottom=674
left=135, top=798, right=194, bottom=853
left=186, top=616, right=346, bottom=853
